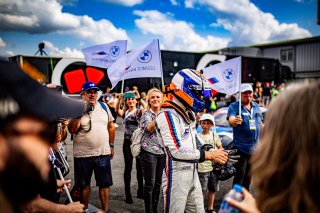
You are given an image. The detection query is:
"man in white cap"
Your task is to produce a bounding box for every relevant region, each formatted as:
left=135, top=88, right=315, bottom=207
left=227, top=83, right=263, bottom=190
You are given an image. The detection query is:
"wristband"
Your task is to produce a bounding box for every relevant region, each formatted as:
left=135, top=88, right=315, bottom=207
left=109, top=143, right=114, bottom=148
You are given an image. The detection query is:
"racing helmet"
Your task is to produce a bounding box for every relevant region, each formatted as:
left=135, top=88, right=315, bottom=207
left=169, top=68, right=212, bottom=112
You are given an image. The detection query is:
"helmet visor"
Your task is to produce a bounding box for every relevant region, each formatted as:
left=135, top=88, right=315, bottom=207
left=188, top=84, right=212, bottom=99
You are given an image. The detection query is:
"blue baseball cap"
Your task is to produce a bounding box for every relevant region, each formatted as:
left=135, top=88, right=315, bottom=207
left=82, top=82, right=100, bottom=91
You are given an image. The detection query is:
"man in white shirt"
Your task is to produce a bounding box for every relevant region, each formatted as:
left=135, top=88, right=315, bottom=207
left=68, top=82, right=115, bottom=212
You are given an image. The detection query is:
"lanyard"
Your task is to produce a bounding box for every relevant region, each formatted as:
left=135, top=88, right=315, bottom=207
left=243, top=105, right=253, bottom=119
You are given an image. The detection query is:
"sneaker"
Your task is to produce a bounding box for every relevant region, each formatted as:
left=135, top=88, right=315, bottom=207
left=137, top=189, right=144, bottom=199
left=125, top=196, right=133, bottom=204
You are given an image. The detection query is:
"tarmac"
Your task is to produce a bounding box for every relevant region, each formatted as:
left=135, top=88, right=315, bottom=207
left=61, top=118, right=234, bottom=213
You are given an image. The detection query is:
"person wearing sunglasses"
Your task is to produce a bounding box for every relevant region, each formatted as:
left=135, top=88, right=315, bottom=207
left=156, top=68, right=229, bottom=213
left=68, top=82, right=115, bottom=212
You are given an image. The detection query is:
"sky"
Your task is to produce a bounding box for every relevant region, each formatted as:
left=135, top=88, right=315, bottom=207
left=0, top=0, right=319, bottom=59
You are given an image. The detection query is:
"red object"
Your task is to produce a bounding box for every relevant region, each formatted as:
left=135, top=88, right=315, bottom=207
left=86, top=67, right=104, bottom=85
left=64, top=69, right=86, bottom=94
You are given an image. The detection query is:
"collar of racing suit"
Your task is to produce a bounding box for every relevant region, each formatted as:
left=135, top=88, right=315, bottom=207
left=161, top=100, right=195, bottom=124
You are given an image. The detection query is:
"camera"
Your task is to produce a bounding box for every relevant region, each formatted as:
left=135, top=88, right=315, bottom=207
left=85, top=103, right=94, bottom=113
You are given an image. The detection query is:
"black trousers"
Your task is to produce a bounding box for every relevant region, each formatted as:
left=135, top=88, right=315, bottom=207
left=232, top=149, right=252, bottom=190
left=123, top=138, right=144, bottom=198
left=141, top=149, right=166, bottom=213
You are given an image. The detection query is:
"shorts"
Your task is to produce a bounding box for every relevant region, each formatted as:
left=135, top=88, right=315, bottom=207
left=74, top=155, right=113, bottom=188
left=198, top=171, right=219, bottom=193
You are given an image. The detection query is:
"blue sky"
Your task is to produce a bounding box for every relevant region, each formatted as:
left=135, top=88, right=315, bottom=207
left=0, top=0, right=319, bottom=58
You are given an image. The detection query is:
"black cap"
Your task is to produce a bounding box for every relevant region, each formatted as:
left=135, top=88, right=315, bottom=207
left=0, top=61, right=85, bottom=120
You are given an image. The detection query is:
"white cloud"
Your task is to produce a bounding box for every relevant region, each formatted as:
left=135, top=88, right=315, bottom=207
left=44, top=40, right=83, bottom=58
left=188, top=0, right=311, bottom=45
left=170, top=0, right=179, bottom=6
left=133, top=10, right=230, bottom=52
left=0, top=50, right=14, bottom=60
left=0, top=37, right=6, bottom=48
left=184, top=0, right=195, bottom=8
left=100, top=0, right=144, bottom=7
left=0, top=0, right=130, bottom=44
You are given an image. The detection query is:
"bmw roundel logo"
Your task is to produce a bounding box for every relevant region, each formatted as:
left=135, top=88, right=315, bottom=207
left=110, top=46, right=120, bottom=57
left=222, top=69, right=235, bottom=82
left=138, top=50, right=152, bottom=63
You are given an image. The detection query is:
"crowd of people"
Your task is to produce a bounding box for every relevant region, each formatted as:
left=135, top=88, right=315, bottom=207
left=1, top=59, right=320, bottom=213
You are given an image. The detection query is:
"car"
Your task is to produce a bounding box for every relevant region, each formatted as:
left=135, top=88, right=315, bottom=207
left=197, top=106, right=267, bottom=149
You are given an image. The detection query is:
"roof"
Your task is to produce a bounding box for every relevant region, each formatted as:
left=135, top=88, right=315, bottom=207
left=248, top=36, right=320, bottom=48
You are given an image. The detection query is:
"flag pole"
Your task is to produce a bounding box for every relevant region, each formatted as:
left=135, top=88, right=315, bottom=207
left=121, top=80, right=124, bottom=93
left=157, top=39, right=165, bottom=91
left=239, top=56, right=242, bottom=115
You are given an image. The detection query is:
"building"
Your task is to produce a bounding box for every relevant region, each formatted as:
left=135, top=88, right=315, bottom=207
left=214, top=36, right=320, bottom=78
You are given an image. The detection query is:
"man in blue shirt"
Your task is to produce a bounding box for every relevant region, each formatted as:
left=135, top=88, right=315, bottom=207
left=227, top=83, right=263, bottom=190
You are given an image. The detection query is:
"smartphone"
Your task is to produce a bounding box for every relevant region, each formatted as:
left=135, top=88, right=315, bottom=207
left=124, top=92, right=135, bottom=99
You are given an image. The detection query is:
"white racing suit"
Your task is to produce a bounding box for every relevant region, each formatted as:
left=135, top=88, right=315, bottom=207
left=156, top=102, right=206, bottom=213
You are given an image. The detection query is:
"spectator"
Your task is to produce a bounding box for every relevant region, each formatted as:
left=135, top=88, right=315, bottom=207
left=253, top=82, right=262, bottom=105
left=107, top=93, right=119, bottom=128
left=226, top=81, right=320, bottom=213
left=197, top=114, right=223, bottom=213
left=140, top=91, right=147, bottom=102
left=0, top=61, right=85, bottom=212
left=271, top=84, right=280, bottom=102
left=140, top=88, right=166, bottom=213
left=227, top=83, right=263, bottom=190
left=103, top=87, right=112, bottom=103
left=261, top=82, right=271, bottom=107
left=156, top=69, right=228, bottom=212
left=116, top=91, right=146, bottom=204
left=68, top=82, right=115, bottom=212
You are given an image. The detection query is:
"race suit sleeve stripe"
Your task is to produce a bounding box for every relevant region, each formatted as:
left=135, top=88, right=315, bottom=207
left=165, top=156, right=172, bottom=213
left=157, top=111, right=201, bottom=163
left=164, top=111, right=181, bottom=148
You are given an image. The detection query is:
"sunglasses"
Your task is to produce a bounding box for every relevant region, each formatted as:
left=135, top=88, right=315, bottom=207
left=85, top=90, right=98, bottom=95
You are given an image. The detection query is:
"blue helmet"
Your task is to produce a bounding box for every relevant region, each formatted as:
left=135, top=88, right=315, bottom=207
left=169, top=69, right=212, bottom=112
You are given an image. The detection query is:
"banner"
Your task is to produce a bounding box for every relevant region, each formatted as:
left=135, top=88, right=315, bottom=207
left=82, top=40, right=127, bottom=68
left=107, top=39, right=162, bottom=89
left=203, top=57, right=241, bottom=95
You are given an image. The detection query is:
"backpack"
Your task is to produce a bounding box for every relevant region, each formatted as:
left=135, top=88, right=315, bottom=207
left=130, top=127, right=144, bottom=157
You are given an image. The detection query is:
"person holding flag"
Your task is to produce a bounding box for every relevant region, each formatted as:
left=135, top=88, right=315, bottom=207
left=227, top=83, right=263, bottom=190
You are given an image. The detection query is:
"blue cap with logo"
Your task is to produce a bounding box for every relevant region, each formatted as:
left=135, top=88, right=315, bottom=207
left=82, top=82, right=100, bottom=91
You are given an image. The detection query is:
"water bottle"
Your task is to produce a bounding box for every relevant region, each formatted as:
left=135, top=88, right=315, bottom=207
left=218, top=184, right=243, bottom=213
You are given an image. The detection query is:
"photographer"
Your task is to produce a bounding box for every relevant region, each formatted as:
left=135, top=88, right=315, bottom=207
left=68, top=82, right=115, bottom=212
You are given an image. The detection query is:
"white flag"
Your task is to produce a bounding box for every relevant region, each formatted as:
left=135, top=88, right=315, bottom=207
left=107, top=39, right=162, bottom=89
left=82, top=40, right=127, bottom=68
left=203, top=57, right=241, bottom=95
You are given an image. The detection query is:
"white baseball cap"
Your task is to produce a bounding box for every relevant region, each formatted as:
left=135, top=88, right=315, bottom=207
left=240, top=83, right=253, bottom=93
left=199, top=113, right=214, bottom=124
